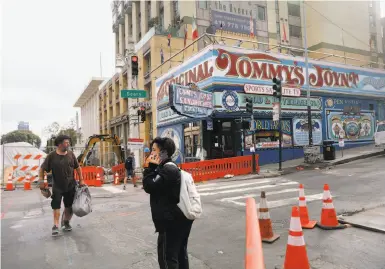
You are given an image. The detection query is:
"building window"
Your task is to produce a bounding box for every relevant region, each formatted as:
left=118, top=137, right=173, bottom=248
left=219, top=3, right=222, bottom=10
left=173, top=1, right=180, bottom=17
left=242, top=9, right=244, bottom=15
left=369, top=104, right=374, bottom=111
left=250, top=10, right=252, bottom=16
left=370, top=34, right=377, bottom=50
left=288, top=3, right=300, bottom=17
left=289, top=25, right=301, bottom=38
left=238, top=8, right=241, bottom=14
left=370, top=15, right=376, bottom=27
left=276, top=22, right=281, bottom=34
left=230, top=4, right=232, bottom=12
left=369, top=1, right=373, bottom=8
left=257, top=6, right=266, bottom=21
left=223, top=5, right=226, bottom=11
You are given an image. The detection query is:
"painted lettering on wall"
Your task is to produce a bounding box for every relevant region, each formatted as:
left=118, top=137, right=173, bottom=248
left=157, top=61, right=213, bottom=104
left=255, top=119, right=291, bottom=134
left=215, top=49, right=359, bottom=88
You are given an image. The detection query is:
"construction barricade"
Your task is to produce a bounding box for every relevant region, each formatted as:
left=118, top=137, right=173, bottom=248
left=74, top=166, right=105, bottom=186
left=112, top=163, right=125, bottom=182
left=179, top=155, right=260, bottom=182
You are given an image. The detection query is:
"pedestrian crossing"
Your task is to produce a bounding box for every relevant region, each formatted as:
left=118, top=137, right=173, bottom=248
left=195, top=177, right=325, bottom=209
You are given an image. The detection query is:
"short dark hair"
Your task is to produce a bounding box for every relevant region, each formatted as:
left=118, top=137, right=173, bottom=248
left=150, top=137, right=176, bottom=158
left=54, top=135, right=71, bottom=146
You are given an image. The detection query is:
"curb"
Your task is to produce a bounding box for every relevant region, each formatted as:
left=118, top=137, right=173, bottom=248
left=338, top=218, right=385, bottom=234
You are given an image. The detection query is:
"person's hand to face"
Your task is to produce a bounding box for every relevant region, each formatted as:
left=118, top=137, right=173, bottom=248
left=148, top=143, right=161, bottom=165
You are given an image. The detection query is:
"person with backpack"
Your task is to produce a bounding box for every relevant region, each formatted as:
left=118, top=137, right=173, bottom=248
left=143, top=137, right=195, bottom=269
left=123, top=151, right=136, bottom=189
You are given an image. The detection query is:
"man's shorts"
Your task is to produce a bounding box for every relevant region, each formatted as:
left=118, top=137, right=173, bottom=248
left=126, top=169, right=133, bottom=179
left=51, top=187, right=76, bottom=210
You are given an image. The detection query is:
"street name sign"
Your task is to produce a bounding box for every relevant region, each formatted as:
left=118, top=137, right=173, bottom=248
left=121, top=89, right=147, bottom=98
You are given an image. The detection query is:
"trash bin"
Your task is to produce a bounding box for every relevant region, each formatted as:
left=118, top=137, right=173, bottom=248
left=323, top=140, right=336, bottom=160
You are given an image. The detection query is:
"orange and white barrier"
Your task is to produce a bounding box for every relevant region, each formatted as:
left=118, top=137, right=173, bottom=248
left=44, top=174, right=48, bottom=188
left=5, top=173, right=15, bottom=191
left=23, top=175, right=32, bottom=191
left=114, top=172, right=120, bottom=185
left=95, top=173, right=102, bottom=187
left=298, top=184, right=317, bottom=229
left=12, top=153, right=44, bottom=184
left=317, top=184, right=345, bottom=230
left=283, top=206, right=310, bottom=269
left=245, top=197, right=266, bottom=269
left=258, top=191, right=280, bottom=243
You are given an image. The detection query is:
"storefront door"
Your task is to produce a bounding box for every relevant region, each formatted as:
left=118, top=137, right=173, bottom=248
left=209, top=120, right=236, bottom=159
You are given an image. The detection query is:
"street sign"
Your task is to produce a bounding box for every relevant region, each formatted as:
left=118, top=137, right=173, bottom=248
left=272, top=102, right=280, bottom=121
left=121, top=89, right=147, bottom=98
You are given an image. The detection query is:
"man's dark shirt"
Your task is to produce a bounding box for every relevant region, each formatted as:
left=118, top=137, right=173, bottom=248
left=41, top=151, right=79, bottom=192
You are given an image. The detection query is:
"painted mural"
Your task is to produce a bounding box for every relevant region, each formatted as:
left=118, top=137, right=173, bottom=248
left=293, top=119, right=323, bottom=146
left=324, top=98, right=375, bottom=142
left=158, top=125, right=184, bottom=163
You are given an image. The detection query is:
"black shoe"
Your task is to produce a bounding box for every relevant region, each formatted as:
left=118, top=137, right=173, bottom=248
left=123, top=185, right=126, bottom=190
left=52, top=225, right=59, bottom=236
left=63, top=220, right=72, bottom=231
left=134, top=184, right=138, bottom=188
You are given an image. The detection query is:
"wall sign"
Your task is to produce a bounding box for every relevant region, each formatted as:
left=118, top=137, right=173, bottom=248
left=211, top=10, right=256, bottom=35
left=244, top=84, right=301, bottom=97
left=110, top=114, right=128, bottom=126
left=169, top=84, right=214, bottom=118
left=215, top=91, right=322, bottom=111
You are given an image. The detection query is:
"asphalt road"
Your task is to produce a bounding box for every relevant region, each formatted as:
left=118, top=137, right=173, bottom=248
left=1, top=155, right=385, bottom=269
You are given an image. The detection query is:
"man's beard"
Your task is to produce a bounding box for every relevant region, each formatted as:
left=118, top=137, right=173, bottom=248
left=60, top=147, right=68, bottom=152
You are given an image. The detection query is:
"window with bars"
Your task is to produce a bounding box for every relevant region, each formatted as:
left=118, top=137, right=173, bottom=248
left=257, top=6, right=266, bottom=21
left=289, top=25, right=301, bottom=38
left=198, top=0, right=207, bottom=9
left=288, top=3, right=300, bottom=17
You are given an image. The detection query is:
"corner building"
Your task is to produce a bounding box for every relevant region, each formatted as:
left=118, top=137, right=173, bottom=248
left=156, top=44, right=385, bottom=165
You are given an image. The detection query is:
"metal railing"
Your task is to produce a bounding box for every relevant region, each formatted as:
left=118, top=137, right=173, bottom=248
left=149, top=33, right=385, bottom=77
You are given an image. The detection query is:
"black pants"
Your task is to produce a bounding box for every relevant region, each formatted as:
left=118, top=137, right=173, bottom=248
left=157, top=219, right=193, bottom=269
left=51, top=187, right=75, bottom=210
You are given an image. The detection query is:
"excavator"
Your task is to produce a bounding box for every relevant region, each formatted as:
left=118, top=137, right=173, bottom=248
left=77, top=134, right=125, bottom=167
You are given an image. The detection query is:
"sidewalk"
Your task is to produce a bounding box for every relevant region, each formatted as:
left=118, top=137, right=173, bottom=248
left=260, top=144, right=384, bottom=175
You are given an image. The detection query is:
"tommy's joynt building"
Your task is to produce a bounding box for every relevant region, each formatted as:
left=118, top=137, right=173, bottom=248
left=156, top=44, right=385, bottom=165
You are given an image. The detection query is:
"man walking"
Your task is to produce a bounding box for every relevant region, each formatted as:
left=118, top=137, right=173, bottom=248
left=39, top=135, right=84, bottom=236
left=123, top=151, right=136, bottom=189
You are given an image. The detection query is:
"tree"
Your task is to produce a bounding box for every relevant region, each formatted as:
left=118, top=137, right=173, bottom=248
left=1, top=130, right=41, bottom=148
left=43, top=122, right=60, bottom=138
left=58, top=128, right=78, bottom=145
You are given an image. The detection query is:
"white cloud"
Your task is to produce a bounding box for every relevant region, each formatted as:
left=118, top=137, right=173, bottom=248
left=1, top=0, right=115, bottom=141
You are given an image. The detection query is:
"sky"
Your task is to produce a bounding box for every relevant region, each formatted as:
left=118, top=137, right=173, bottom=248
left=1, top=0, right=385, bottom=142
left=1, top=0, right=115, bottom=142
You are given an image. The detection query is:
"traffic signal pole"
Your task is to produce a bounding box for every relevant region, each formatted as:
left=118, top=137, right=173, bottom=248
left=278, top=105, right=282, bottom=171
left=251, top=114, right=256, bottom=173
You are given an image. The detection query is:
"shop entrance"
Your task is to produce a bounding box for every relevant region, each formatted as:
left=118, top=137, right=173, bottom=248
left=209, top=120, right=237, bottom=159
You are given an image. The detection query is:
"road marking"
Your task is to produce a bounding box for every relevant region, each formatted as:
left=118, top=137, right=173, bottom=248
left=360, top=171, right=385, bottom=178
left=101, top=186, right=125, bottom=194
left=197, top=179, right=274, bottom=192
left=219, top=188, right=299, bottom=202
left=199, top=181, right=298, bottom=196
left=222, top=193, right=324, bottom=208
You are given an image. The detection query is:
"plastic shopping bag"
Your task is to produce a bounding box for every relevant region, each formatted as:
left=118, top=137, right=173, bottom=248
left=72, top=185, right=92, bottom=217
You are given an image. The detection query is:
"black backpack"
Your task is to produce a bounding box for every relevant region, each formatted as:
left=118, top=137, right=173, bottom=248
left=125, top=157, right=133, bottom=170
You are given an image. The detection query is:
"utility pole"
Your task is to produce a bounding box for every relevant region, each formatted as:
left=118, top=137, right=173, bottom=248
left=245, top=97, right=256, bottom=173
left=272, top=78, right=282, bottom=171
left=302, top=0, right=313, bottom=146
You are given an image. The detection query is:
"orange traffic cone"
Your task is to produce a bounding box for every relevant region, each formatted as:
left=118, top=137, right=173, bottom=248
left=24, top=175, right=32, bottom=191
left=258, top=191, right=280, bottom=243
left=114, top=173, right=120, bottom=185
left=299, top=184, right=317, bottom=229
left=317, top=184, right=345, bottom=230
left=283, top=206, right=310, bottom=269
left=5, top=173, right=15, bottom=191
left=44, top=174, right=48, bottom=188
left=95, top=173, right=102, bottom=187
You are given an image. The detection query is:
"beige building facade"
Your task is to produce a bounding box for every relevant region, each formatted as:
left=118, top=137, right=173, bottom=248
left=99, top=0, right=384, bottom=165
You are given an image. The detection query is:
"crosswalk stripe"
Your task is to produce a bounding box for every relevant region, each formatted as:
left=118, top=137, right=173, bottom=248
left=197, top=179, right=273, bottom=192
left=101, top=186, right=125, bottom=194
left=199, top=181, right=298, bottom=196
left=219, top=188, right=298, bottom=202
left=222, top=193, right=324, bottom=208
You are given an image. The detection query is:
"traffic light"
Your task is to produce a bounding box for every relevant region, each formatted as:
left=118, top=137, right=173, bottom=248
left=131, top=55, right=138, bottom=76
left=140, top=107, right=146, bottom=122
left=245, top=97, right=253, bottom=114
left=272, top=77, right=282, bottom=98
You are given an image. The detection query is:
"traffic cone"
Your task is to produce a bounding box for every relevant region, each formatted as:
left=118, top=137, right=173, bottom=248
left=5, top=173, right=15, bottom=191
left=24, top=175, right=32, bottom=191
left=114, top=172, right=120, bottom=185
left=283, top=206, right=310, bottom=269
left=317, top=184, right=346, bottom=230
left=298, top=184, right=317, bottom=229
left=258, top=191, right=280, bottom=243
left=44, top=174, right=48, bottom=188
left=95, top=173, right=102, bottom=187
